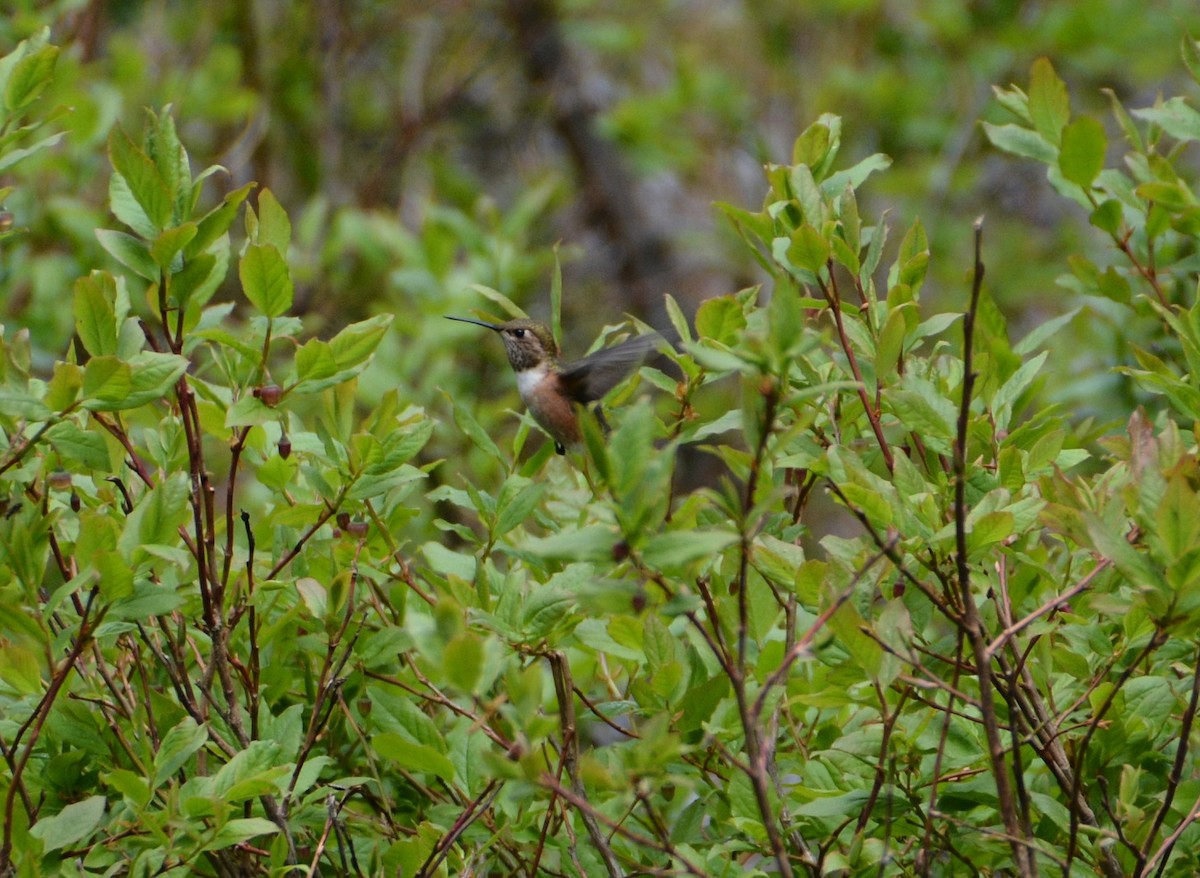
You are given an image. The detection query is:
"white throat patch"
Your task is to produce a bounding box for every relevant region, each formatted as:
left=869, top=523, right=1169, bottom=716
left=515, top=366, right=548, bottom=404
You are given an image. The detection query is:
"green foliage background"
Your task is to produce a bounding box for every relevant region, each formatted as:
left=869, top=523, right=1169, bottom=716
left=6, top=3, right=1200, bottom=877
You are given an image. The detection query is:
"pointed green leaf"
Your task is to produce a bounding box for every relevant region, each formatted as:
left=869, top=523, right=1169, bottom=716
left=124, top=352, right=188, bottom=406
left=151, top=223, right=197, bottom=271
left=204, top=818, right=280, bottom=853
left=982, top=122, right=1057, bottom=164
left=187, top=182, right=254, bottom=258
left=108, top=125, right=172, bottom=231
left=1028, top=57, right=1070, bottom=146
left=29, top=795, right=105, bottom=852
left=152, top=719, right=208, bottom=786
left=642, top=529, right=738, bottom=570
left=4, top=44, right=57, bottom=112
left=441, top=390, right=505, bottom=461
left=82, top=356, right=133, bottom=408
left=255, top=188, right=291, bottom=253
left=46, top=421, right=110, bottom=469
left=330, top=314, right=392, bottom=370
left=118, top=472, right=191, bottom=559
left=73, top=274, right=119, bottom=357
left=695, top=295, right=746, bottom=346
left=239, top=243, right=293, bottom=317
left=1132, top=98, right=1200, bottom=143
left=551, top=245, right=563, bottom=346
left=1059, top=116, right=1107, bottom=188
left=96, top=228, right=159, bottom=281
left=787, top=223, right=831, bottom=274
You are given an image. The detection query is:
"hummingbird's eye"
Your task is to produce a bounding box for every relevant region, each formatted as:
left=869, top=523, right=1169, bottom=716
left=512, top=329, right=525, bottom=338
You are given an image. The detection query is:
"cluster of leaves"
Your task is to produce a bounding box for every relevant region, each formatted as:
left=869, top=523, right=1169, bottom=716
left=9, top=27, right=1200, bottom=878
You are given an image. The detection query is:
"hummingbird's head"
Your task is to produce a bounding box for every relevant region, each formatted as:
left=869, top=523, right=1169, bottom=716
left=445, top=316, right=559, bottom=372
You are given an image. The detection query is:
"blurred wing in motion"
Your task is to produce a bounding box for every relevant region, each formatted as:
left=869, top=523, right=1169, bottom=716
left=559, top=332, right=672, bottom=403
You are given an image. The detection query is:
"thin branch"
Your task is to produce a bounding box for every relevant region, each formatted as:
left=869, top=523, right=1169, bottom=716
left=951, top=218, right=1034, bottom=877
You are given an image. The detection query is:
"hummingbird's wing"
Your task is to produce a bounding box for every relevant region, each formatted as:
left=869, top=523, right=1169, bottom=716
left=559, top=332, right=669, bottom=404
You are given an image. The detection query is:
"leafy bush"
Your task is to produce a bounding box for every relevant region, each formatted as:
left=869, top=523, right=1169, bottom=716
left=8, top=24, right=1200, bottom=878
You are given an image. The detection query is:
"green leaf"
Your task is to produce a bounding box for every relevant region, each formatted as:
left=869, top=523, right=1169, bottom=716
left=494, top=477, right=546, bottom=539
left=787, top=223, right=831, bottom=274
left=108, top=170, right=156, bottom=240
left=1132, top=97, right=1200, bottom=142
left=172, top=252, right=222, bottom=309
left=4, top=44, right=57, bottom=112
left=254, top=188, right=291, bottom=252
left=1157, top=473, right=1200, bottom=562
left=888, top=376, right=957, bottom=453
left=330, top=314, right=392, bottom=369
left=0, top=130, right=66, bottom=174
left=153, top=718, right=209, bottom=788
left=678, top=673, right=730, bottom=734
left=968, top=509, right=1014, bottom=552
left=1028, top=57, right=1070, bottom=146
left=525, top=524, right=620, bottom=563
left=521, top=587, right=576, bottom=639
left=466, top=284, right=527, bottom=319
left=1059, top=116, right=1106, bottom=188
left=96, top=229, right=160, bottom=281
left=364, top=419, right=435, bottom=475
left=204, top=818, right=280, bottom=853
left=94, top=550, right=134, bottom=600
left=104, top=769, right=151, bottom=808
left=46, top=421, right=110, bottom=469
left=118, top=472, right=191, bottom=560
left=73, top=274, right=120, bottom=358
left=443, top=390, right=505, bottom=462
left=642, top=529, right=738, bottom=570
left=375, top=734, right=456, bottom=782
left=1085, top=512, right=1164, bottom=590
left=29, top=795, right=105, bottom=852
left=664, top=293, right=693, bottom=345
left=1185, top=34, right=1200, bottom=87
left=981, top=122, right=1057, bottom=164
left=443, top=632, right=484, bottom=692
left=0, top=387, right=52, bottom=420
left=212, top=741, right=288, bottom=802
left=822, top=152, right=892, bottom=195
left=82, top=356, right=133, bottom=407
left=293, top=338, right=337, bottom=384
left=875, top=307, right=908, bottom=379
left=794, top=114, right=841, bottom=179
left=124, top=352, right=188, bottom=407
left=551, top=244, right=563, bottom=348
left=108, top=125, right=172, bottom=231
left=769, top=284, right=805, bottom=355
left=421, top=542, right=477, bottom=580
left=44, top=361, right=83, bottom=410
left=187, top=182, right=255, bottom=258
left=0, top=644, right=42, bottom=696
left=695, top=296, right=746, bottom=346
left=151, top=223, right=197, bottom=271
left=239, top=243, right=294, bottom=317
left=1089, top=199, right=1123, bottom=235
left=792, top=790, right=872, bottom=818
left=992, top=351, right=1048, bottom=426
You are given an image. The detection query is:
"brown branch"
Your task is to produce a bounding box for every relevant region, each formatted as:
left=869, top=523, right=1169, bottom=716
left=818, top=265, right=894, bottom=472
left=951, top=218, right=1034, bottom=877
left=1138, top=642, right=1200, bottom=873
left=546, top=651, right=624, bottom=878
left=0, top=587, right=103, bottom=870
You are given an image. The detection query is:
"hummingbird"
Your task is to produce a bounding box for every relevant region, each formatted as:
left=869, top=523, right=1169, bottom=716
left=445, top=315, right=662, bottom=454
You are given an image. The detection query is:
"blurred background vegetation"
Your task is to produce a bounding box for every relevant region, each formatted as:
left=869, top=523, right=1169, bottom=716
left=4, top=0, right=1200, bottom=446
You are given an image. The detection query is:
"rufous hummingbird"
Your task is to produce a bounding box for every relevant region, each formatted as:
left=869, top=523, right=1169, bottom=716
left=445, top=315, right=662, bottom=454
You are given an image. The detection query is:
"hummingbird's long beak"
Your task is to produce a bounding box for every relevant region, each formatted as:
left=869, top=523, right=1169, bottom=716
left=445, top=315, right=502, bottom=331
